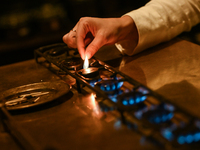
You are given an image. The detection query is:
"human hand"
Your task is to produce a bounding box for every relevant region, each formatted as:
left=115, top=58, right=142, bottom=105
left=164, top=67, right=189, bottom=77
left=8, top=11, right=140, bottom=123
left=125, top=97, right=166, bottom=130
left=63, top=16, right=138, bottom=59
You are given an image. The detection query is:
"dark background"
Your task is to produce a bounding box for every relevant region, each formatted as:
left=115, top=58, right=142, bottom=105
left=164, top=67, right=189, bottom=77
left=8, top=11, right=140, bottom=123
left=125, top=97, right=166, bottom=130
left=0, top=0, right=199, bottom=66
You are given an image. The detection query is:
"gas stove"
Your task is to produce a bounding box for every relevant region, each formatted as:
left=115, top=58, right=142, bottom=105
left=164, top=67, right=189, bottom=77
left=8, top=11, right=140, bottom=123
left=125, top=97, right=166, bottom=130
left=33, top=43, right=200, bottom=149
left=0, top=40, right=200, bottom=150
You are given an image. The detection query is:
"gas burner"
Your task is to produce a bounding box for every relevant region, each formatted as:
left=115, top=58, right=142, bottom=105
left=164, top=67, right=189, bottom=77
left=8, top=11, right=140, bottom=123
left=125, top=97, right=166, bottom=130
left=48, top=47, right=67, bottom=57
left=176, top=130, right=200, bottom=145
left=161, top=121, right=200, bottom=146
left=41, top=44, right=81, bottom=62
left=106, top=90, right=124, bottom=103
left=95, top=80, right=124, bottom=92
left=76, top=67, right=101, bottom=86
left=75, top=58, right=104, bottom=78
left=141, top=103, right=174, bottom=124
left=121, top=92, right=146, bottom=106
left=116, top=91, right=147, bottom=110
left=61, top=57, right=83, bottom=71
left=94, top=75, right=125, bottom=103
left=78, top=67, right=99, bottom=78
left=146, top=109, right=174, bottom=124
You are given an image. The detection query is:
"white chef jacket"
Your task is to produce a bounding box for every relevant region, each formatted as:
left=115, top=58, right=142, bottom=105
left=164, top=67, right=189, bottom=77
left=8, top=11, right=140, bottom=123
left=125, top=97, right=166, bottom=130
left=115, top=0, right=200, bottom=55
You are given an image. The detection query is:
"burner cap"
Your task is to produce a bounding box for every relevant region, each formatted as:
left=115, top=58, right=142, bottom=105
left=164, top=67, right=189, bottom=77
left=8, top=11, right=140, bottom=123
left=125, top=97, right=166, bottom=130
left=48, top=47, right=67, bottom=57
left=76, top=67, right=100, bottom=79
left=64, top=57, right=83, bottom=66
left=62, top=57, right=83, bottom=71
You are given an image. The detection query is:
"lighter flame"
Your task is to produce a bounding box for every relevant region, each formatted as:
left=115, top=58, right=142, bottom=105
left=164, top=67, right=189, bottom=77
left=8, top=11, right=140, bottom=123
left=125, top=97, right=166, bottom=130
left=83, top=55, right=89, bottom=69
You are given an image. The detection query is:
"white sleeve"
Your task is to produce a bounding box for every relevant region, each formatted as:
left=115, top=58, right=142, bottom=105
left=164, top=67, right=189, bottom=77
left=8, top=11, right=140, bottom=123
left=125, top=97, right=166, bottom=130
left=115, top=0, right=200, bottom=56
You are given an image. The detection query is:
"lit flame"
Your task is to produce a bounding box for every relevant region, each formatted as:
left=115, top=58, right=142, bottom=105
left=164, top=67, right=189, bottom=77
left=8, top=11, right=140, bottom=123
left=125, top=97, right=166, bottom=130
left=83, top=55, right=89, bottom=69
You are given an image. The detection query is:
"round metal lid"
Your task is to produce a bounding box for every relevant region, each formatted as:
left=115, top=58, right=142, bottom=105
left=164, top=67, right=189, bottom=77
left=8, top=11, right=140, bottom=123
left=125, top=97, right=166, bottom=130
left=0, top=81, right=70, bottom=110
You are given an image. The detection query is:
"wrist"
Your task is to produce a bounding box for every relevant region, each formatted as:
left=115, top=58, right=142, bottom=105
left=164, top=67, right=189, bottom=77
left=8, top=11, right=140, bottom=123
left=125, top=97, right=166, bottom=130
left=120, top=15, right=138, bottom=42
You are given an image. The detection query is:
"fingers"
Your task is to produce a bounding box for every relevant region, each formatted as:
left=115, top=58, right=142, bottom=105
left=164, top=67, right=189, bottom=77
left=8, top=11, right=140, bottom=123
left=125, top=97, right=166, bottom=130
left=77, top=33, right=86, bottom=60
left=85, top=34, right=105, bottom=59
left=76, top=20, right=91, bottom=60
left=63, top=28, right=105, bottom=59
left=62, top=23, right=92, bottom=59
left=63, top=20, right=80, bottom=48
left=62, top=30, right=77, bottom=48
left=63, top=17, right=106, bottom=60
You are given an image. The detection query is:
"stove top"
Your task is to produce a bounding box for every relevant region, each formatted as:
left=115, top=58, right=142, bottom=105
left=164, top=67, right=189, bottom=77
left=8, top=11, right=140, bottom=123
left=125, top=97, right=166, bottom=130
left=1, top=39, right=200, bottom=150
left=33, top=42, right=200, bottom=149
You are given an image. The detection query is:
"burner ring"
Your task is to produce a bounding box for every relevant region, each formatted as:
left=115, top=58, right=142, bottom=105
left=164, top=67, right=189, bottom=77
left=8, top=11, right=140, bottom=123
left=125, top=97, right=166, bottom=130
left=46, top=46, right=68, bottom=57
left=76, top=67, right=100, bottom=80
left=95, top=80, right=124, bottom=92
left=62, top=57, right=83, bottom=71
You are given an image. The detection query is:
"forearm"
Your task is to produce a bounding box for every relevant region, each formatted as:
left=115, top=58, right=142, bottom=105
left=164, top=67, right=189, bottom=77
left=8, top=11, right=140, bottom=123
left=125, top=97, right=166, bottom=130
left=116, top=0, right=200, bottom=55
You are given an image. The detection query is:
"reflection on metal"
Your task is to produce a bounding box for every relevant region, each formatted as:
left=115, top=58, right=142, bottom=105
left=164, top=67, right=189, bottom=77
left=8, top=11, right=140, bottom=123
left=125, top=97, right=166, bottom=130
left=90, top=93, right=101, bottom=116
left=119, top=57, right=126, bottom=71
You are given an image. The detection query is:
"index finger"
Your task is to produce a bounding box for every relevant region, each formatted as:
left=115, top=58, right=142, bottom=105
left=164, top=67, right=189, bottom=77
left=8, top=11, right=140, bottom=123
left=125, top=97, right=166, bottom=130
left=76, top=21, right=91, bottom=60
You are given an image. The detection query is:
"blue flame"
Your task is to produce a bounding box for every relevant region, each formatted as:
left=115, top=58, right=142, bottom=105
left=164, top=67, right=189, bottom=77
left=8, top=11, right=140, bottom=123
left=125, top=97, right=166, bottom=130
left=161, top=129, right=174, bottom=141
left=111, top=84, right=115, bottom=91
left=194, top=132, right=200, bottom=142
left=178, top=135, right=185, bottom=144
left=129, top=99, right=134, bottom=105
left=141, top=96, right=147, bottom=101
left=106, top=85, right=110, bottom=91
left=122, top=100, right=128, bottom=105
left=149, top=112, right=174, bottom=124
left=121, top=93, right=147, bottom=106
left=186, top=134, right=193, bottom=144
left=135, top=97, right=140, bottom=103
left=177, top=131, right=200, bottom=145
left=110, top=97, right=117, bottom=103
left=98, top=81, right=124, bottom=92
left=117, top=81, right=123, bottom=89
